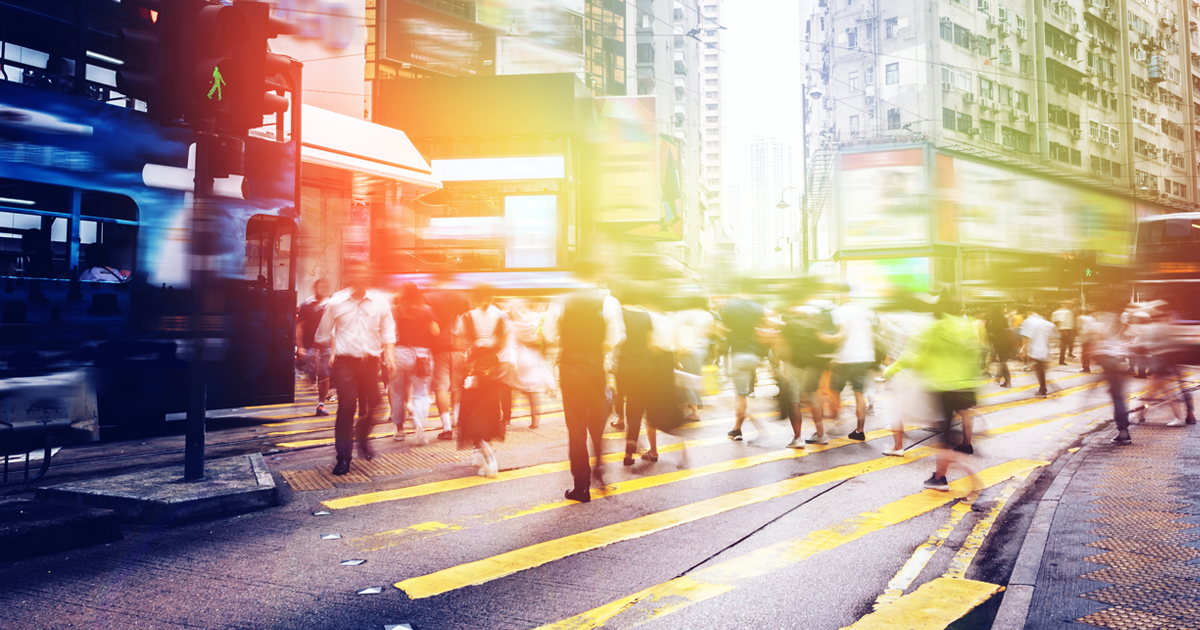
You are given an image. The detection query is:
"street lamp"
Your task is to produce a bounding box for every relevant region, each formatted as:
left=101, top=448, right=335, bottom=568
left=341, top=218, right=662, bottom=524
left=795, top=84, right=824, bottom=275
left=774, top=236, right=794, bottom=272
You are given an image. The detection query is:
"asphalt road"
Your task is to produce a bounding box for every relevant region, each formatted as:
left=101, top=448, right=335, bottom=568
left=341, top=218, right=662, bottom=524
left=1, top=361, right=1187, bottom=630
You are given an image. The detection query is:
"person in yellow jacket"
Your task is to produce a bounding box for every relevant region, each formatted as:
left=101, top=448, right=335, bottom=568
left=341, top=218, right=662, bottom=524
left=882, top=296, right=984, bottom=493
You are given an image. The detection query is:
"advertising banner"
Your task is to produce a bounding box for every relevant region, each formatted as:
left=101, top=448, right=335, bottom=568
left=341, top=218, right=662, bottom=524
left=838, top=149, right=928, bottom=249
left=382, top=1, right=496, bottom=76
left=591, top=96, right=659, bottom=224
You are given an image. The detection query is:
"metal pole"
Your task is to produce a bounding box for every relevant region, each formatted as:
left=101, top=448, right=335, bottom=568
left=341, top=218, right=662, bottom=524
left=184, top=121, right=215, bottom=481
left=800, top=84, right=810, bottom=275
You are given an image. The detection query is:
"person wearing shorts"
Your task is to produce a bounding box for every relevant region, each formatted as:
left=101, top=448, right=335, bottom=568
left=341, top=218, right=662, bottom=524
left=782, top=306, right=837, bottom=447
left=828, top=300, right=878, bottom=441
left=883, top=296, right=983, bottom=493
left=721, top=284, right=764, bottom=442
left=426, top=274, right=471, bottom=440
left=296, top=278, right=333, bottom=416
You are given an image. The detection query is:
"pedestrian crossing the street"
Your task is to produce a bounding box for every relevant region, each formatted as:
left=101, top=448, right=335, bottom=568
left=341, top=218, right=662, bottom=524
left=268, top=363, right=1200, bottom=629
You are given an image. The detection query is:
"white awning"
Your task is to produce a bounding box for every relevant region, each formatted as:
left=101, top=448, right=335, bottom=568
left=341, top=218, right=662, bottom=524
left=301, top=105, right=441, bottom=191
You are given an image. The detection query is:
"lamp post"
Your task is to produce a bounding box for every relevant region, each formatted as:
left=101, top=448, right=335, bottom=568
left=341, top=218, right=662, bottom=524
left=778, top=85, right=824, bottom=274
left=774, top=236, right=793, bottom=272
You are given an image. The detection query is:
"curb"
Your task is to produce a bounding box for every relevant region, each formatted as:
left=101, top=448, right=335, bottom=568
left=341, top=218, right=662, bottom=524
left=991, top=429, right=1106, bottom=630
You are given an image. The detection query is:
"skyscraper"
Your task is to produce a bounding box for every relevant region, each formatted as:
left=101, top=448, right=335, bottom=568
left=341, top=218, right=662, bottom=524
left=733, top=136, right=795, bottom=272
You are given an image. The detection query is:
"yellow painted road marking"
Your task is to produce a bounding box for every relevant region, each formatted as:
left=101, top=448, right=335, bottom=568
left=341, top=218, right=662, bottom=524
left=347, top=429, right=894, bottom=551
left=843, top=578, right=1004, bottom=630
left=535, top=459, right=1046, bottom=630
left=873, top=501, right=973, bottom=609
left=942, top=473, right=1030, bottom=580
left=395, top=451, right=932, bottom=599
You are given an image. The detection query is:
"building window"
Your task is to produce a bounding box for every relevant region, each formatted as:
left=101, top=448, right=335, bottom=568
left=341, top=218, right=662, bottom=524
left=849, top=115, right=860, bottom=132
left=706, top=153, right=719, bottom=161
left=981, top=120, right=995, bottom=141
left=957, top=112, right=973, bottom=133
left=999, top=47, right=1012, bottom=66
left=637, top=43, right=654, bottom=63
left=1001, top=127, right=1031, bottom=152
left=704, top=5, right=717, bottom=14
left=706, top=103, right=718, bottom=110
left=706, top=116, right=718, bottom=123
left=979, top=77, right=994, bottom=100
left=707, top=178, right=720, bottom=186
left=705, top=66, right=718, bottom=74
left=705, top=91, right=718, bottom=98
left=848, top=71, right=859, bottom=90
left=705, top=79, right=718, bottom=86
left=886, top=18, right=898, bottom=38
left=999, top=84, right=1013, bottom=106
left=705, top=30, right=717, bottom=37
left=943, top=107, right=957, bottom=130
left=706, top=141, right=720, bottom=149
left=866, top=66, right=875, bottom=85
left=705, top=54, right=718, bottom=62
left=1016, top=91, right=1029, bottom=112
left=886, top=62, right=899, bottom=84
left=706, top=128, right=719, bottom=135
left=846, top=27, right=858, bottom=48
left=954, top=24, right=971, bottom=48
left=1090, top=156, right=1121, bottom=177
left=887, top=108, right=901, bottom=130
left=1019, top=54, right=1031, bottom=74
left=941, top=20, right=954, bottom=42
left=707, top=166, right=720, bottom=174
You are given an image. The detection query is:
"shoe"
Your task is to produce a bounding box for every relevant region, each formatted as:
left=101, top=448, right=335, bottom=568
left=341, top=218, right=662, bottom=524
left=326, top=393, right=336, bottom=402
left=1081, top=369, right=1091, bottom=373
left=727, top=429, right=744, bottom=441
left=1001, top=381, right=1012, bottom=388
left=393, top=428, right=406, bottom=442
left=611, top=421, right=626, bottom=430
left=332, top=459, right=350, bottom=476
left=1111, top=431, right=1132, bottom=444
left=804, top=432, right=828, bottom=445
left=923, top=473, right=950, bottom=492
left=786, top=437, right=806, bottom=449
left=1166, top=419, right=1187, bottom=427
left=1037, top=390, right=1048, bottom=398
left=882, top=448, right=905, bottom=457
left=564, top=489, right=591, bottom=503
left=1059, top=361, right=1067, bottom=366
left=436, top=430, right=454, bottom=440
left=748, top=392, right=755, bottom=398
left=1187, top=416, right=1197, bottom=425
left=623, top=454, right=635, bottom=466
left=954, top=443, right=974, bottom=455
left=848, top=430, right=866, bottom=441
left=642, top=451, right=659, bottom=462
left=482, top=459, right=498, bottom=478
left=315, top=403, right=329, bottom=417
left=530, top=420, right=540, bottom=429
left=358, top=442, right=374, bottom=461
left=592, top=467, right=606, bottom=486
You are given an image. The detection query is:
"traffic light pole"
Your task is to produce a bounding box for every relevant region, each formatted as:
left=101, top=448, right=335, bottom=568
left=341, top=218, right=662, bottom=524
left=184, top=120, right=216, bottom=481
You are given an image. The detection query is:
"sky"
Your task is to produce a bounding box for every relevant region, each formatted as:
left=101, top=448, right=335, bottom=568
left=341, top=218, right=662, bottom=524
left=721, top=0, right=807, bottom=194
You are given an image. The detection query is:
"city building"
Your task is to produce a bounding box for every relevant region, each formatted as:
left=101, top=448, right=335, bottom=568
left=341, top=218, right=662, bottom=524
left=804, top=0, right=1194, bottom=299
left=732, top=136, right=797, bottom=272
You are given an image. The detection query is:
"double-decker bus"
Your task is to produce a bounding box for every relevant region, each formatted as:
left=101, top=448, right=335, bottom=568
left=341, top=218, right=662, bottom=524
left=1134, top=213, right=1200, bottom=320
left=0, top=2, right=301, bottom=436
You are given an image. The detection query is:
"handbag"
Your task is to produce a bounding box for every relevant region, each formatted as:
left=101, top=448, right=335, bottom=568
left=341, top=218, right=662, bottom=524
left=465, top=311, right=505, bottom=379
left=414, top=354, right=431, bottom=377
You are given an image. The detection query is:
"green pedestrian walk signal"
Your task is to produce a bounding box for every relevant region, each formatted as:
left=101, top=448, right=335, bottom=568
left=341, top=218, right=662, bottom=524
left=207, top=64, right=226, bottom=101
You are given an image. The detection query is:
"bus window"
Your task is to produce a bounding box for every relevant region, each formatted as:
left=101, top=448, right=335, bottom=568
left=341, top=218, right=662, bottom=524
left=1137, top=218, right=1200, bottom=255
left=245, top=215, right=295, bottom=291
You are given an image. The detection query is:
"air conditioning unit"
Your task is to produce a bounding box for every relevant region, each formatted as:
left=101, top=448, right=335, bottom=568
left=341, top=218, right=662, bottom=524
left=1017, top=27, right=1027, bottom=41
left=978, top=0, right=991, bottom=13
left=941, top=16, right=952, bottom=25
left=963, top=91, right=976, bottom=103
left=980, top=98, right=994, bottom=111
left=1071, top=128, right=1083, bottom=140
left=1056, top=79, right=1069, bottom=91
left=968, top=127, right=981, bottom=135
left=1000, top=23, right=1012, bottom=37
left=942, top=81, right=954, bottom=92
left=1111, top=140, right=1120, bottom=149
left=1070, top=23, right=1080, bottom=33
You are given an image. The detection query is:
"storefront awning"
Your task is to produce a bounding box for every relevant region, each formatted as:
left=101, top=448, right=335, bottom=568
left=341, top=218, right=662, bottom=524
left=301, top=105, right=442, bottom=191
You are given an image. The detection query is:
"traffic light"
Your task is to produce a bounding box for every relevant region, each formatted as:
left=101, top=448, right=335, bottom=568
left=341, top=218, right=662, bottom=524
left=116, top=0, right=183, bottom=124
left=226, top=1, right=295, bottom=133
left=176, top=0, right=246, bottom=124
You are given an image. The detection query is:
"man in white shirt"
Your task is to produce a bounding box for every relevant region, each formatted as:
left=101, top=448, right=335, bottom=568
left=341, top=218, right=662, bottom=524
left=314, top=262, right=397, bottom=476
left=822, top=300, right=877, bottom=442
left=1051, top=302, right=1077, bottom=365
left=542, top=259, right=625, bottom=503
left=1019, top=308, right=1058, bottom=397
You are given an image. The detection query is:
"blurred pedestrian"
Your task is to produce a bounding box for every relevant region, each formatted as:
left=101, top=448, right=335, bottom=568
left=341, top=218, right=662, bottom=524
left=1088, top=311, right=1133, bottom=444
left=543, top=260, right=625, bottom=503
left=883, top=295, right=983, bottom=492
left=615, top=286, right=657, bottom=465
left=426, top=272, right=471, bottom=440
left=390, top=282, right=438, bottom=445
left=1135, top=307, right=1196, bottom=427
left=781, top=306, right=838, bottom=447
left=1052, top=302, right=1077, bottom=365
left=297, top=278, right=333, bottom=416
left=986, top=305, right=1014, bottom=388
left=1077, top=307, right=1098, bottom=373
left=1020, top=308, right=1057, bottom=397
left=453, top=284, right=511, bottom=478
left=721, top=280, right=766, bottom=442
left=674, top=296, right=715, bottom=421
left=314, top=263, right=397, bottom=475
left=503, top=300, right=554, bottom=429
left=827, top=296, right=878, bottom=441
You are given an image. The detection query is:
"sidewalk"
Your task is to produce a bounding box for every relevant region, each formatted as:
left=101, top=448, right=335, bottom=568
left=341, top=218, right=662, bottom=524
left=996, top=422, right=1200, bottom=629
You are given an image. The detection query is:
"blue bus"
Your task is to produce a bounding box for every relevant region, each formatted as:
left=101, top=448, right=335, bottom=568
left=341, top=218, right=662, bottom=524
left=0, top=7, right=301, bottom=434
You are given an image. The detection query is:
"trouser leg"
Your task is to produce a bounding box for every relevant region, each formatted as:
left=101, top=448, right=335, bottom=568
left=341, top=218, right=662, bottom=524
left=561, top=365, right=592, bottom=492
left=1035, top=361, right=1047, bottom=393
left=355, top=358, right=380, bottom=447
left=332, top=358, right=360, bottom=461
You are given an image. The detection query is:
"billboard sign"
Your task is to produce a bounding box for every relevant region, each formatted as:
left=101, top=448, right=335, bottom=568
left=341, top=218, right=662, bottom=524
left=382, top=1, right=496, bottom=76
left=838, top=148, right=928, bottom=249
left=591, top=96, right=659, bottom=224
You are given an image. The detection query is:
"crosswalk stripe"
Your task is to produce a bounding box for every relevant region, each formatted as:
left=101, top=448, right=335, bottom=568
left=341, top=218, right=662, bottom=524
left=841, top=578, right=1005, bottom=630
left=394, top=451, right=931, bottom=600
left=533, top=459, right=1047, bottom=629
left=346, top=429, right=895, bottom=551
left=321, top=414, right=785, bottom=510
